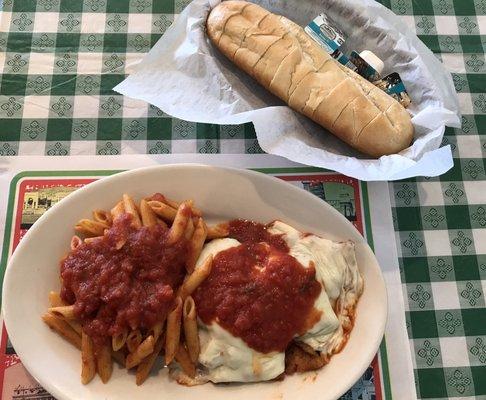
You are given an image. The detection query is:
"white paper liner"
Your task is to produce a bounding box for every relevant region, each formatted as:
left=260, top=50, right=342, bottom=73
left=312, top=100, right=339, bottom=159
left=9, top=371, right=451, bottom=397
left=114, top=0, right=461, bottom=181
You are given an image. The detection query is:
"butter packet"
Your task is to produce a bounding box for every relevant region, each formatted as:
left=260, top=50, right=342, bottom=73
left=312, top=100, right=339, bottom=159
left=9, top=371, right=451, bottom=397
left=348, top=51, right=382, bottom=82
left=331, top=49, right=356, bottom=70
left=304, top=14, right=346, bottom=54
left=375, top=72, right=411, bottom=107
left=304, top=14, right=356, bottom=69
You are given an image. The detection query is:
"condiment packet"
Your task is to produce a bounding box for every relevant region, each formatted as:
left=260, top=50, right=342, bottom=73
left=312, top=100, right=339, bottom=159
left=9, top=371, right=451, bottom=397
left=349, top=51, right=381, bottom=82
left=331, top=50, right=356, bottom=70
left=375, top=72, right=412, bottom=108
left=304, top=14, right=356, bottom=70
left=304, top=14, right=346, bottom=54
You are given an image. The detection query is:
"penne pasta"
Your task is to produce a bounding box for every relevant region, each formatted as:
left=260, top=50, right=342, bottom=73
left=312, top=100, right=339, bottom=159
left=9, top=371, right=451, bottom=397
left=110, top=201, right=125, bottom=221
left=112, top=349, right=127, bottom=367
left=178, top=255, right=213, bottom=300
left=150, top=321, right=164, bottom=343
left=140, top=199, right=159, bottom=227
left=92, top=209, right=112, bottom=226
left=126, top=335, right=155, bottom=369
left=165, top=297, right=183, bottom=365
left=123, top=194, right=142, bottom=228
left=164, top=197, right=184, bottom=211
left=186, top=218, right=208, bottom=273
left=48, top=305, right=76, bottom=320
left=66, top=319, right=83, bottom=336
left=42, top=313, right=81, bottom=350
left=48, top=291, right=65, bottom=307
left=70, top=235, right=82, bottom=251
left=206, top=222, right=229, bottom=240
left=147, top=200, right=177, bottom=222
left=84, top=236, right=103, bottom=244
left=167, top=203, right=191, bottom=245
left=95, top=343, right=113, bottom=384
left=174, top=344, right=196, bottom=378
left=112, top=329, right=128, bottom=352
left=136, top=336, right=165, bottom=385
left=47, top=293, right=82, bottom=334
left=45, top=193, right=226, bottom=386
left=109, top=199, right=128, bottom=249
left=184, top=217, right=195, bottom=240
left=183, top=296, right=200, bottom=363
left=75, top=219, right=109, bottom=237
left=164, top=197, right=202, bottom=217
left=81, top=332, right=96, bottom=384
left=126, top=329, right=142, bottom=353
left=191, top=205, right=203, bottom=218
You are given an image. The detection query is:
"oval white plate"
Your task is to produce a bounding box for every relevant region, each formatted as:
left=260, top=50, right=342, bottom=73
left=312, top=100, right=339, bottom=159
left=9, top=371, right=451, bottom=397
left=2, top=165, right=386, bottom=400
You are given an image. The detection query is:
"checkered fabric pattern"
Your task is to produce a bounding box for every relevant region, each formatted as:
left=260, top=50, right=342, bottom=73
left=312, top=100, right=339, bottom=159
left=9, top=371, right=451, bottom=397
left=382, top=0, right=486, bottom=398
left=0, top=0, right=485, bottom=398
left=0, top=0, right=264, bottom=156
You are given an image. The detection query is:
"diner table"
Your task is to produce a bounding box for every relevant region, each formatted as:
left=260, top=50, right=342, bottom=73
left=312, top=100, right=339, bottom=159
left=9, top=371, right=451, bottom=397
left=0, top=0, right=485, bottom=399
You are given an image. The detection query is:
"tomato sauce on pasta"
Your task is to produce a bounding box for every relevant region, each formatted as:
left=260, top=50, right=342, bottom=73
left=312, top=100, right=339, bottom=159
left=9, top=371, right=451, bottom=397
left=193, top=219, right=321, bottom=353
left=60, top=213, right=187, bottom=344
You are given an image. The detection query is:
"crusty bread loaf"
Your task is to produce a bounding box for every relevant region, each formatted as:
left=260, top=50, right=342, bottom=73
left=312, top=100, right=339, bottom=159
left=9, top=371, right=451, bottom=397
left=206, top=1, right=414, bottom=157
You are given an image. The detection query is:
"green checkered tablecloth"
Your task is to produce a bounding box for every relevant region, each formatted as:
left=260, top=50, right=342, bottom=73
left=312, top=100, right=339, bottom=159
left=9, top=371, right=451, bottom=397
left=0, top=0, right=485, bottom=398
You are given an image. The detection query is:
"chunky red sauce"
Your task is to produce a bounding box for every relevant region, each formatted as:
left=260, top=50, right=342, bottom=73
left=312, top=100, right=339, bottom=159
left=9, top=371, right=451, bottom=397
left=193, top=220, right=321, bottom=353
left=228, top=219, right=289, bottom=252
left=60, top=214, right=186, bottom=344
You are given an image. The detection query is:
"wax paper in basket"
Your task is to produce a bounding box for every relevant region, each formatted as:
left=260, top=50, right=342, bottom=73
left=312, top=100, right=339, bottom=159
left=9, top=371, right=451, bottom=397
left=115, top=0, right=461, bottom=181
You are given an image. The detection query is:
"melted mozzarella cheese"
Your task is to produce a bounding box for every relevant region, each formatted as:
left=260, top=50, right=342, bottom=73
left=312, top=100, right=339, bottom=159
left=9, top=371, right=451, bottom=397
left=199, top=321, right=285, bottom=383
left=268, top=221, right=363, bottom=355
left=194, top=223, right=363, bottom=383
left=196, top=237, right=240, bottom=266
left=195, top=238, right=284, bottom=383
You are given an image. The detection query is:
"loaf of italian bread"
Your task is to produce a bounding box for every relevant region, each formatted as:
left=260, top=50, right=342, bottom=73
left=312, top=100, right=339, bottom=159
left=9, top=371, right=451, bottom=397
left=206, top=1, right=414, bottom=157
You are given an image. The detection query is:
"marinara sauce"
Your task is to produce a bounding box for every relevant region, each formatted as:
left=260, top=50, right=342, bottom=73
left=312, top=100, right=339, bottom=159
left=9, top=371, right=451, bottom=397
left=193, top=219, right=321, bottom=354
left=60, top=213, right=187, bottom=344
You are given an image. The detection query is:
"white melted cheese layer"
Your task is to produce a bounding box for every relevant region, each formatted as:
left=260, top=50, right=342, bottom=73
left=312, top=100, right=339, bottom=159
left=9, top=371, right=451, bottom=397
left=195, top=222, right=363, bottom=383
left=268, top=221, right=363, bottom=355
left=199, top=321, right=285, bottom=383
left=196, top=238, right=284, bottom=383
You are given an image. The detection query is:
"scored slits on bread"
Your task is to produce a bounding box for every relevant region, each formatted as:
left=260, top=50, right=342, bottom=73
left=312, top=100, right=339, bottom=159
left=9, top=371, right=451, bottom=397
left=206, top=1, right=414, bottom=157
